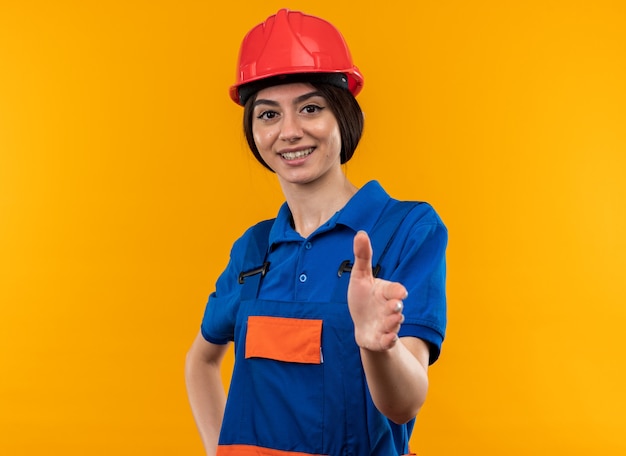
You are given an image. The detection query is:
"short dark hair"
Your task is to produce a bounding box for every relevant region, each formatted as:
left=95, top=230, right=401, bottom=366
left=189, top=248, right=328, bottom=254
left=242, top=82, right=364, bottom=172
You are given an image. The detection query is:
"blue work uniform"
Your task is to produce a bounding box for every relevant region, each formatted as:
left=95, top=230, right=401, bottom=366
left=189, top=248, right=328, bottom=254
left=201, top=181, right=447, bottom=456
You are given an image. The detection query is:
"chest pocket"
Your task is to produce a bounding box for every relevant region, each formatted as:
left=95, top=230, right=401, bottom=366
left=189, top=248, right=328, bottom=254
left=246, top=316, right=322, bottom=364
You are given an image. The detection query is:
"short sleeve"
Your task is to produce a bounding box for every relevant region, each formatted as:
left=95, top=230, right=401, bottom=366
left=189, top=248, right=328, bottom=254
left=200, top=232, right=249, bottom=344
left=391, top=204, right=448, bottom=364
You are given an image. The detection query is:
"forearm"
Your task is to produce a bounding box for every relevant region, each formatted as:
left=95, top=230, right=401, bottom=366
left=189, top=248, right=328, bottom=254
left=185, top=339, right=227, bottom=455
left=360, top=337, right=429, bottom=424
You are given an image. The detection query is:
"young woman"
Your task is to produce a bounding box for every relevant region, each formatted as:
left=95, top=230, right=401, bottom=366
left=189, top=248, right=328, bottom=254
left=185, top=9, right=447, bottom=456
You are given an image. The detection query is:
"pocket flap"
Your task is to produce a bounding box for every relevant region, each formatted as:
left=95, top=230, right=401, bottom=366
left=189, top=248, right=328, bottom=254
left=245, top=316, right=322, bottom=364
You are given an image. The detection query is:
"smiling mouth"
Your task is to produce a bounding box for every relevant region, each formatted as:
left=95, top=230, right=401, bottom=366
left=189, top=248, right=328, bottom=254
left=280, top=148, right=314, bottom=160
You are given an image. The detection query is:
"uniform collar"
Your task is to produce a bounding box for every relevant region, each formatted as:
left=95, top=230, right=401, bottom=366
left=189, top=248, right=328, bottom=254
left=268, top=181, right=391, bottom=247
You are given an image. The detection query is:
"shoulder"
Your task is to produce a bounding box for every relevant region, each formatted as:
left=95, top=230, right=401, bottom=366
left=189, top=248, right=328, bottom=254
left=230, top=218, right=276, bottom=263
left=402, top=201, right=446, bottom=228
left=380, top=199, right=447, bottom=244
left=405, top=202, right=448, bottom=248
left=382, top=200, right=448, bottom=262
left=368, top=181, right=446, bottom=230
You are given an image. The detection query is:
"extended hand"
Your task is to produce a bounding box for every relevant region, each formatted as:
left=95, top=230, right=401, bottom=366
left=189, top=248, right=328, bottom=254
left=347, top=231, right=407, bottom=351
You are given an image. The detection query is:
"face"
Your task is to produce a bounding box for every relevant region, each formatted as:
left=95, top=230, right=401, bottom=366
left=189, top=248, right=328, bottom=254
left=251, top=83, right=343, bottom=187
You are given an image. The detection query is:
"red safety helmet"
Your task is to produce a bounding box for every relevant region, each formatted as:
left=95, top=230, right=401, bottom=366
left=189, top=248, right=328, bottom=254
left=230, top=9, right=364, bottom=105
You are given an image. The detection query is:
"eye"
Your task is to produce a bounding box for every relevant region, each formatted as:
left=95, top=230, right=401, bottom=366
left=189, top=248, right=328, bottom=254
left=301, top=104, right=325, bottom=114
left=256, top=110, right=279, bottom=120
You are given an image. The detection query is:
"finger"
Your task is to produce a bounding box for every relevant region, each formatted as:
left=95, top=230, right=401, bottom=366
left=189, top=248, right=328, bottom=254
left=380, top=333, right=399, bottom=350
left=382, top=281, right=409, bottom=301
left=384, top=313, right=404, bottom=340
left=387, top=307, right=404, bottom=327
left=351, top=231, right=373, bottom=278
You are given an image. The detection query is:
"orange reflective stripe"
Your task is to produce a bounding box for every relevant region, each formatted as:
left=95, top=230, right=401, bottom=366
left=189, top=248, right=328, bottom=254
left=217, top=444, right=326, bottom=456
left=245, top=316, right=322, bottom=364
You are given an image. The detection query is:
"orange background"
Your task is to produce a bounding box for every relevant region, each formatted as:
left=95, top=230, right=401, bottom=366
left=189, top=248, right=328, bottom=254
left=1, top=1, right=625, bottom=454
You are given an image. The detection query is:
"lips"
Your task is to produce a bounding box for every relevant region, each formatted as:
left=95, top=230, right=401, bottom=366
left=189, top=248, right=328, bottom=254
left=280, top=147, right=314, bottom=160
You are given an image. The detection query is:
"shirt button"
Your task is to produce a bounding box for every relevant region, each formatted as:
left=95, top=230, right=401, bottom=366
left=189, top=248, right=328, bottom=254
left=299, top=273, right=307, bottom=283
left=305, top=242, right=312, bottom=250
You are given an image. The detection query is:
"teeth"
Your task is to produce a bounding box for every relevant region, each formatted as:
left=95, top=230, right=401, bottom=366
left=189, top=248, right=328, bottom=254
left=281, top=148, right=313, bottom=160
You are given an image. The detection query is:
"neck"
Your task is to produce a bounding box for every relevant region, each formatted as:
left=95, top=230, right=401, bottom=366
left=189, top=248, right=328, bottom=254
left=279, top=174, right=358, bottom=238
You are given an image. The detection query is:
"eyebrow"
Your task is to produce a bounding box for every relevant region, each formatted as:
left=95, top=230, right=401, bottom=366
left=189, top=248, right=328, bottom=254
left=253, top=90, right=324, bottom=108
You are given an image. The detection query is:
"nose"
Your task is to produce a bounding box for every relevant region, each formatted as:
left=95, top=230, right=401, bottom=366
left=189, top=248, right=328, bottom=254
left=278, top=112, right=303, bottom=142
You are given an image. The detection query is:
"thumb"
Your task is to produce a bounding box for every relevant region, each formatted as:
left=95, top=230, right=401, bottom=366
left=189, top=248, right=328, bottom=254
left=352, top=231, right=374, bottom=278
